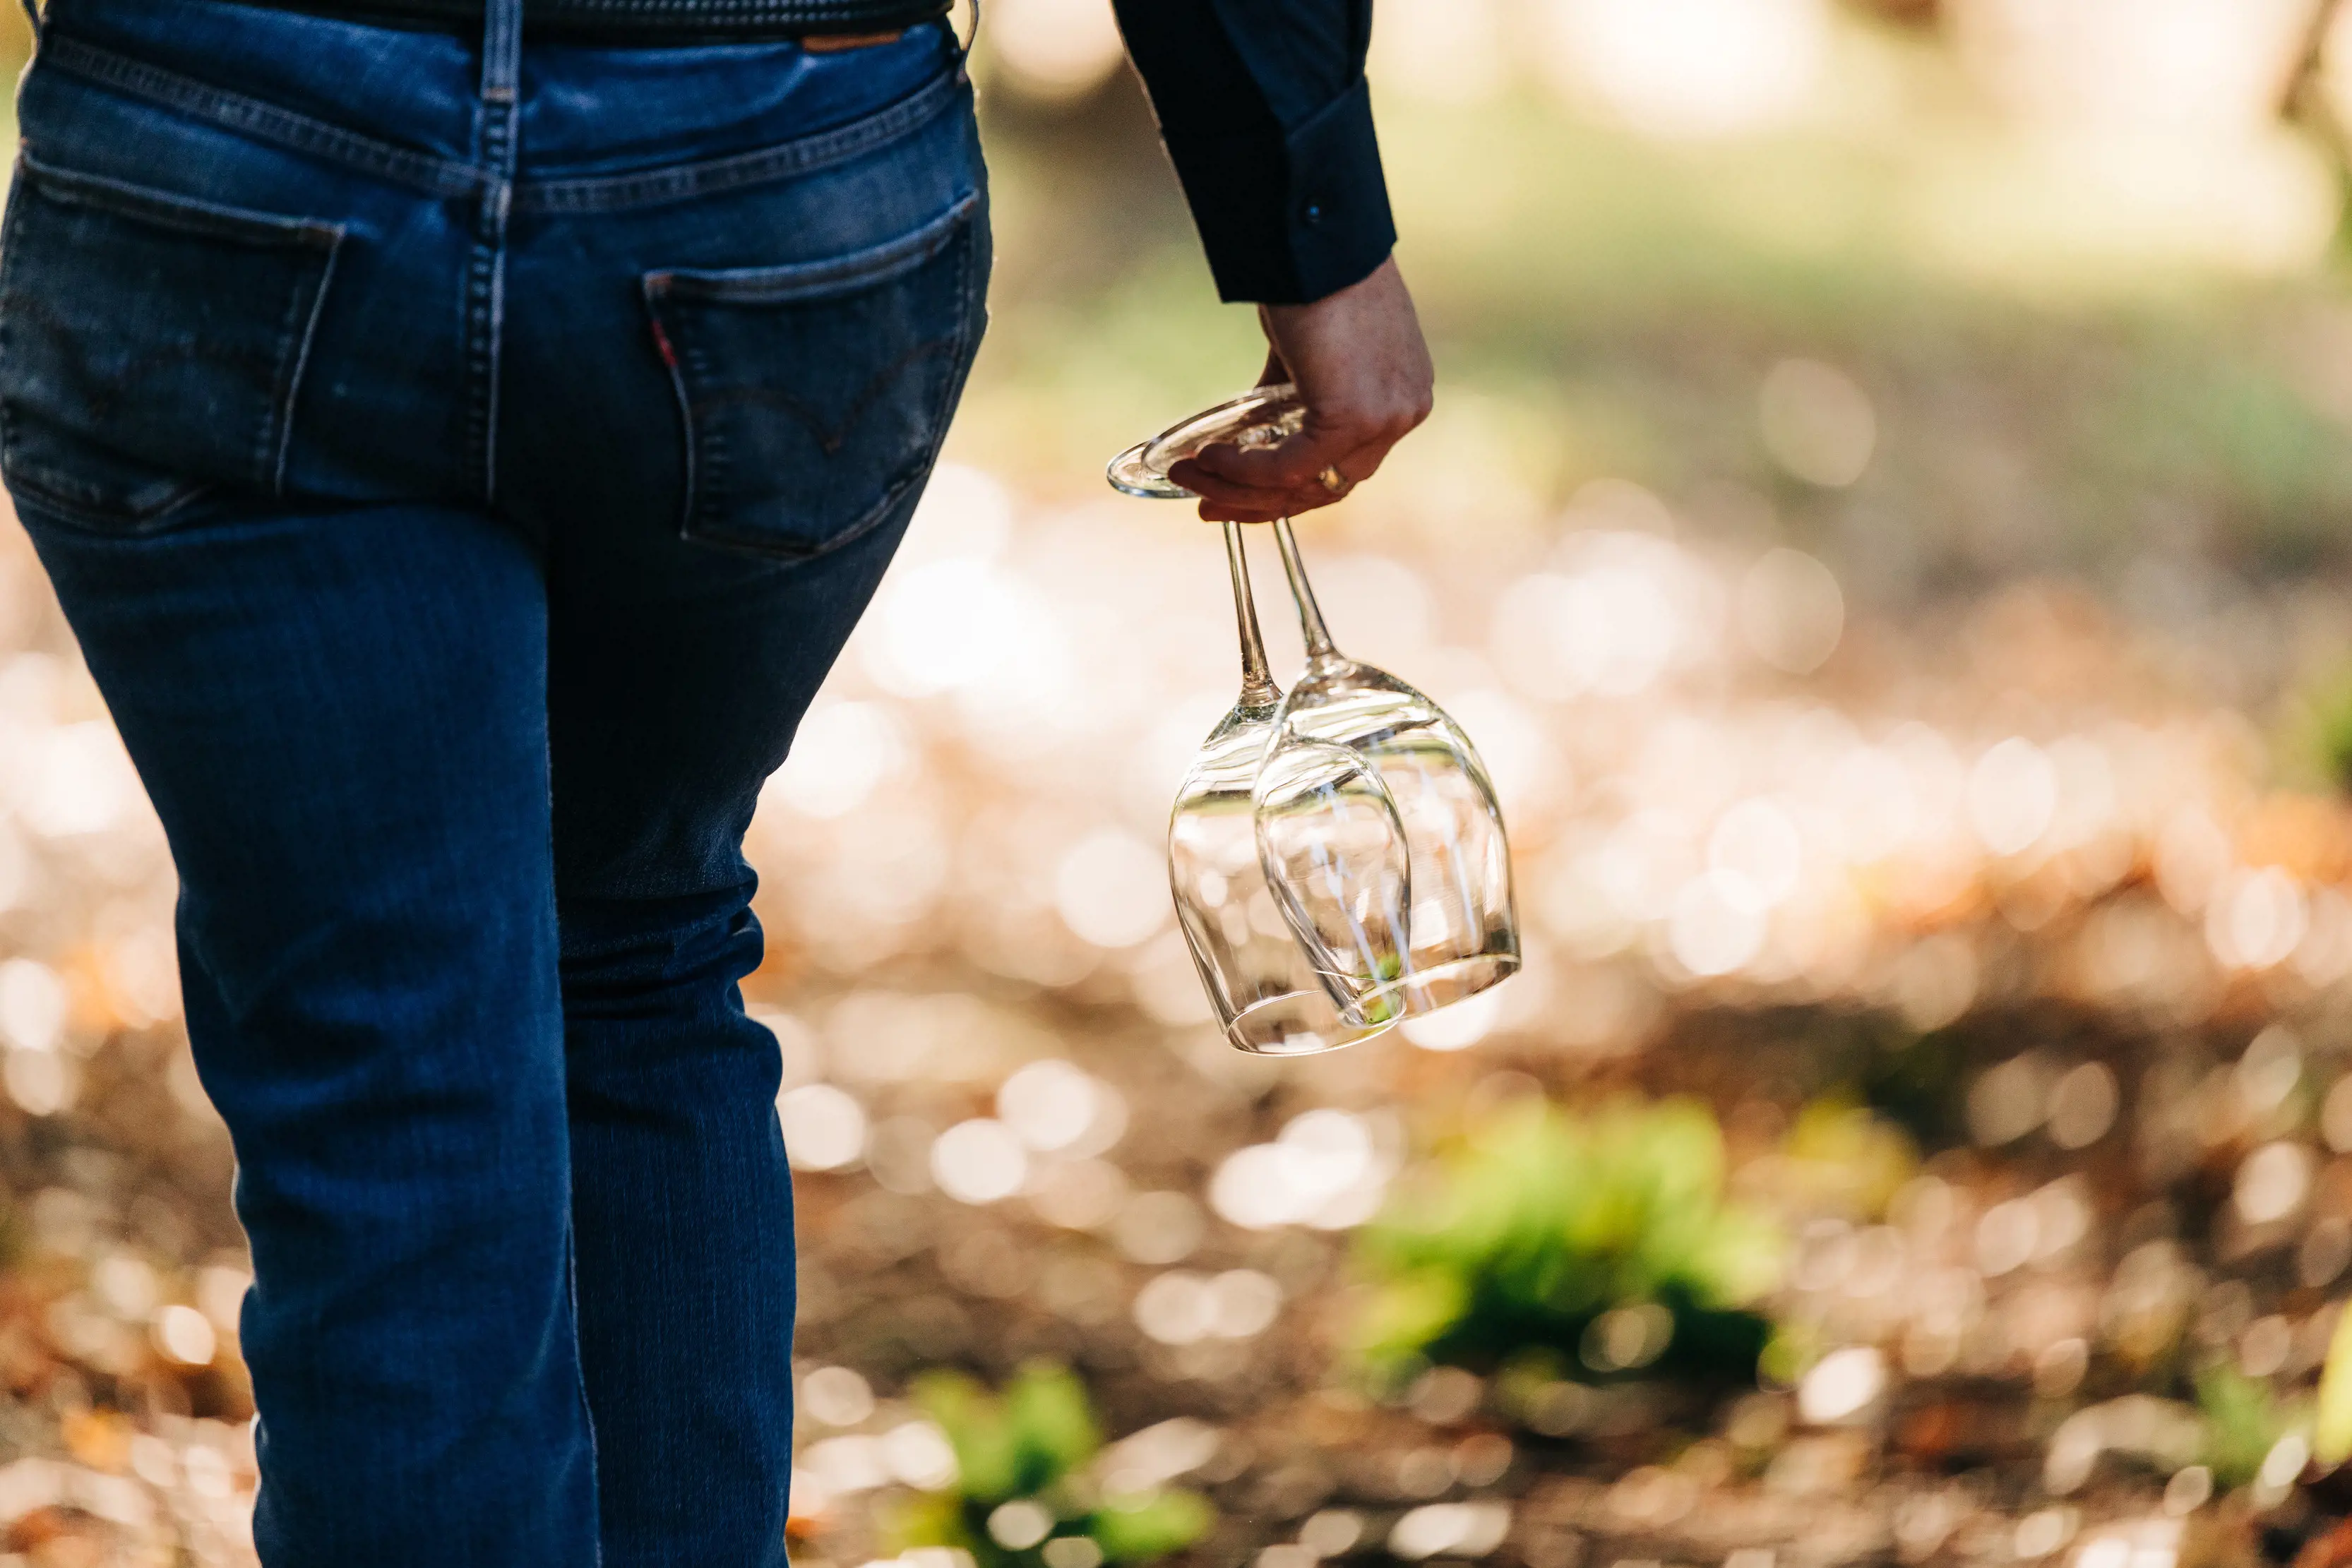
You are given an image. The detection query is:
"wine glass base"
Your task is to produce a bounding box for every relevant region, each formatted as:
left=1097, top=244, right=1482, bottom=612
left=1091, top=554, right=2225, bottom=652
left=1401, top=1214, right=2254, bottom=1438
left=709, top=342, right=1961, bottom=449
left=1343, top=952, right=1520, bottom=1024
left=1406, top=952, right=1520, bottom=1014
left=1109, top=440, right=1191, bottom=499
left=1106, top=385, right=1305, bottom=502
left=1224, top=994, right=1395, bottom=1057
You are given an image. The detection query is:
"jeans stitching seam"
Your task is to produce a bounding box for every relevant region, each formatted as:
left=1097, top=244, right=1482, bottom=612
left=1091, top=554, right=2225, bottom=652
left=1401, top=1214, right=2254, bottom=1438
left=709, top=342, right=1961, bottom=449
left=40, top=37, right=484, bottom=199
left=0, top=155, right=29, bottom=520
left=465, top=130, right=518, bottom=503
left=18, top=151, right=349, bottom=247
left=512, top=70, right=964, bottom=213
left=648, top=188, right=976, bottom=301
left=268, top=232, right=342, bottom=495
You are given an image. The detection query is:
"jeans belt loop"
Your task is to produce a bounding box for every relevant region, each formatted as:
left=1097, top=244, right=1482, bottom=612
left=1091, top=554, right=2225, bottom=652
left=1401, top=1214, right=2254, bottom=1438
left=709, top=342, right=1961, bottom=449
left=482, top=0, right=523, bottom=108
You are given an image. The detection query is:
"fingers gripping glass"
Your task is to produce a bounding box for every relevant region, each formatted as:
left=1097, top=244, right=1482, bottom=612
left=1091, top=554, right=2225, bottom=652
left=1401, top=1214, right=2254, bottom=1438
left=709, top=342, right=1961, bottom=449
left=1107, top=384, right=1306, bottom=500
left=1112, top=388, right=1520, bottom=1053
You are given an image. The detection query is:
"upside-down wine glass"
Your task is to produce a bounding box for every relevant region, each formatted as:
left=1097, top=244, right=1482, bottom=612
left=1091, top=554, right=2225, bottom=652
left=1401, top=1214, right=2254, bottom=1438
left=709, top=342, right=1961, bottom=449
left=1165, top=522, right=1407, bottom=1055
left=1118, top=385, right=1419, bottom=1031
left=1113, top=382, right=1517, bottom=1029
left=1255, top=514, right=1520, bottom=1018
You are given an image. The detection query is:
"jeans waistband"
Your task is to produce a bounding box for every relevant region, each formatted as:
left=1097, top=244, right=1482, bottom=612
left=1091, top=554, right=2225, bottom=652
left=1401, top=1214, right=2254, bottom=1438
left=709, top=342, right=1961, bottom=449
left=32, top=32, right=972, bottom=208
left=47, top=0, right=951, bottom=40
left=30, top=0, right=936, bottom=40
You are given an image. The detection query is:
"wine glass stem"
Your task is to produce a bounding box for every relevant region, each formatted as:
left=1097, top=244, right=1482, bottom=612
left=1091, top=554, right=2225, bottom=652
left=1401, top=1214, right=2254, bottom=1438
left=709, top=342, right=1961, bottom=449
left=1224, top=522, right=1279, bottom=706
left=1272, top=517, right=1338, bottom=659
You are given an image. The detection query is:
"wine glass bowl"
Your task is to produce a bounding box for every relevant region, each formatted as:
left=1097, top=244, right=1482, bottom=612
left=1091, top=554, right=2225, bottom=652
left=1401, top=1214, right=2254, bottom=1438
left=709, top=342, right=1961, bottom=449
left=1250, top=734, right=1414, bottom=1027
left=1170, top=701, right=1398, bottom=1055
left=1259, top=647, right=1519, bottom=1016
left=1165, top=522, right=1400, bottom=1057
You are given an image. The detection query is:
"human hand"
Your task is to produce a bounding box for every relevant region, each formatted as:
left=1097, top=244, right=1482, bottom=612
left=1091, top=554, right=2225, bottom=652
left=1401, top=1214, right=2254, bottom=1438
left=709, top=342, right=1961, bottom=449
left=1166, top=255, right=1435, bottom=524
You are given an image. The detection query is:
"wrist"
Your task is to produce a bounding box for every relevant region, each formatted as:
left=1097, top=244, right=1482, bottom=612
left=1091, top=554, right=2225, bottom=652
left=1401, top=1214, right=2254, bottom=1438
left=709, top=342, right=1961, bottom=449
left=1263, top=252, right=1399, bottom=330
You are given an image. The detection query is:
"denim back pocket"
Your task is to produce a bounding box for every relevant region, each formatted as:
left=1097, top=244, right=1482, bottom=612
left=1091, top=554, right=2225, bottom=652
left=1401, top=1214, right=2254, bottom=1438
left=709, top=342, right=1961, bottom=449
left=0, top=153, right=345, bottom=532
left=644, top=191, right=984, bottom=560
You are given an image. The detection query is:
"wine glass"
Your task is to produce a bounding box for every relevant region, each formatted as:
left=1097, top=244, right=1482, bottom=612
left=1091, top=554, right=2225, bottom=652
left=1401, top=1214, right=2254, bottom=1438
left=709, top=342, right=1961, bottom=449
left=1113, top=381, right=1518, bottom=1029
left=1166, top=522, right=1406, bottom=1055
left=1257, top=516, right=1520, bottom=1017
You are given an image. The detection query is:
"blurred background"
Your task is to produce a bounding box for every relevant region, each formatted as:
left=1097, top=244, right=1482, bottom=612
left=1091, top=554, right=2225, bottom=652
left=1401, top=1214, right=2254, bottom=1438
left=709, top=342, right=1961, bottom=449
left=22, top=0, right=2352, bottom=1563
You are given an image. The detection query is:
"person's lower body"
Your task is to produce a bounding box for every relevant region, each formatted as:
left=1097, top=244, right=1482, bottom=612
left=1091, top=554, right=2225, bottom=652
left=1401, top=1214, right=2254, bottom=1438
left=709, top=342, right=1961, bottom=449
left=0, top=1, right=989, bottom=1560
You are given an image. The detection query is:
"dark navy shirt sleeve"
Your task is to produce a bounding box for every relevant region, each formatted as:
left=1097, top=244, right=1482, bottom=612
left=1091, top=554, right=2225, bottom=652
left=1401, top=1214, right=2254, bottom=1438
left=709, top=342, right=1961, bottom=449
left=1109, top=0, right=1397, bottom=306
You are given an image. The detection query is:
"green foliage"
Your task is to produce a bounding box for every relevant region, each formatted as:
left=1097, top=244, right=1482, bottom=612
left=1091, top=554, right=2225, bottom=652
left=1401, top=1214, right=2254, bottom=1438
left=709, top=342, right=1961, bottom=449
left=1774, top=1097, right=1921, bottom=1219
left=2300, top=671, right=2352, bottom=797
left=1352, top=1096, right=1784, bottom=1385
left=1087, top=1492, right=1216, bottom=1562
left=2197, top=1363, right=2301, bottom=1488
left=893, top=1363, right=1213, bottom=1568
left=918, top=1361, right=1101, bottom=1504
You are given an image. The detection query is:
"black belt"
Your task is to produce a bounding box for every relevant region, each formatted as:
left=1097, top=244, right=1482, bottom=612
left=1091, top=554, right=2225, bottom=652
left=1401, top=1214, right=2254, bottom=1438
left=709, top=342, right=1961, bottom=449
left=203, top=0, right=951, bottom=41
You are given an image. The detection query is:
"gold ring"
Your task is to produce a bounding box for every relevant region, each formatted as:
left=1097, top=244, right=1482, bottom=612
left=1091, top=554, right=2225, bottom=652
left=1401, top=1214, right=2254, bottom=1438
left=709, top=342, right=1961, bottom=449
left=1318, top=466, right=1353, bottom=496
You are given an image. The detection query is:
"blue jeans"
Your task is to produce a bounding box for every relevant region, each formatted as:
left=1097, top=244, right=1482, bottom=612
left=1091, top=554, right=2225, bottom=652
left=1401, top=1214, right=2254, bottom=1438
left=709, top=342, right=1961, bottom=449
left=0, top=0, right=989, bottom=1559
